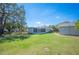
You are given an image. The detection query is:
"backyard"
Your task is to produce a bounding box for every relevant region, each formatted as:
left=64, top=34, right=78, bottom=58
left=0, top=33, right=79, bottom=55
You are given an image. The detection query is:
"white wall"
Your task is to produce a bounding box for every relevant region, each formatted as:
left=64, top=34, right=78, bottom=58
left=59, top=26, right=79, bottom=35
left=28, top=27, right=50, bottom=34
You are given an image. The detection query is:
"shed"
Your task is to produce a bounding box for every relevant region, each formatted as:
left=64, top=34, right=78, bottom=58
left=57, top=21, right=79, bottom=35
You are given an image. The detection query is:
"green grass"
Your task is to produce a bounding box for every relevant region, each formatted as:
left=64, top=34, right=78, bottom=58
left=0, top=33, right=79, bottom=55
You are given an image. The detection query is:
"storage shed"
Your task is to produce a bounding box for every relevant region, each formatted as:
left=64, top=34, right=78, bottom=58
left=57, top=21, right=79, bottom=35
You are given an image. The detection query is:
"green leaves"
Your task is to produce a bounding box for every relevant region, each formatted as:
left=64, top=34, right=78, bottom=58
left=75, top=19, right=79, bottom=29
left=0, top=3, right=27, bottom=35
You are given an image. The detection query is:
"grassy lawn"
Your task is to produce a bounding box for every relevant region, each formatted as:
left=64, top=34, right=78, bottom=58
left=0, top=33, right=79, bottom=55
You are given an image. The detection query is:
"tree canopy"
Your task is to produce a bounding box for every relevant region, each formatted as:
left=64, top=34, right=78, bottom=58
left=0, top=3, right=27, bottom=36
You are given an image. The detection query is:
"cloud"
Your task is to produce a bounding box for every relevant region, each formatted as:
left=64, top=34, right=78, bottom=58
left=35, top=21, right=45, bottom=27
left=56, top=16, right=60, bottom=19
left=36, top=22, right=41, bottom=24
left=35, top=21, right=50, bottom=27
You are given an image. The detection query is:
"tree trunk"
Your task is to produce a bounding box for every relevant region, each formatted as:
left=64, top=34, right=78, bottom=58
left=0, top=4, right=5, bottom=36
left=0, top=16, right=4, bottom=36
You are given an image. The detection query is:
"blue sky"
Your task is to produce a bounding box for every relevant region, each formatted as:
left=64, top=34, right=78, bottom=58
left=23, top=3, right=79, bottom=27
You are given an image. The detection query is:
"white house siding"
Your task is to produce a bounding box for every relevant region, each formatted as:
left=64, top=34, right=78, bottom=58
left=28, top=27, right=51, bottom=34
left=59, top=26, right=79, bottom=35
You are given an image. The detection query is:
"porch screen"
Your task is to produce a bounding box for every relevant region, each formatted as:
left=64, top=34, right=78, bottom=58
left=41, top=28, right=45, bottom=32
left=33, top=28, right=37, bottom=32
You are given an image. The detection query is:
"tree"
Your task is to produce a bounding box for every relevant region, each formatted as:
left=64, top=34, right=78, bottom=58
left=0, top=3, right=6, bottom=35
left=0, top=3, right=26, bottom=36
left=75, top=19, right=79, bottom=29
left=48, top=25, right=58, bottom=32
left=15, top=5, right=26, bottom=32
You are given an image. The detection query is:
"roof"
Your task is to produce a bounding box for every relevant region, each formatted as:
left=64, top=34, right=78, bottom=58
left=57, top=21, right=75, bottom=28
left=28, top=26, right=48, bottom=29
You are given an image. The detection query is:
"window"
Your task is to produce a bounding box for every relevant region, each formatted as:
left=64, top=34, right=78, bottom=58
left=33, top=28, right=37, bottom=32
left=41, top=28, right=45, bottom=32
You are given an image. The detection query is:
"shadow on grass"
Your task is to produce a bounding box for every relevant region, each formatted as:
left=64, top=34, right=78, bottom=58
left=29, top=32, right=53, bottom=35
left=0, top=34, right=30, bottom=43
left=59, top=33, right=79, bottom=37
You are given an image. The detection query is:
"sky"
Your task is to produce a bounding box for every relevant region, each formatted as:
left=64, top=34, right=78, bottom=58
left=23, top=3, right=79, bottom=27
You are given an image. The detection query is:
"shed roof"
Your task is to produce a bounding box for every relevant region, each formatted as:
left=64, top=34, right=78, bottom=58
left=57, top=21, right=75, bottom=28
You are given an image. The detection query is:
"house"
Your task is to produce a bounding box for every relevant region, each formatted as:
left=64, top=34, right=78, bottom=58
left=57, top=21, right=79, bottom=35
left=27, top=26, right=52, bottom=34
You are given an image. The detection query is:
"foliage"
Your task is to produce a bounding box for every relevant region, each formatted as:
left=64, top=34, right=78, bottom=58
left=48, top=25, right=58, bottom=32
left=0, top=3, right=27, bottom=35
left=0, top=32, right=29, bottom=43
left=75, top=19, right=79, bottom=29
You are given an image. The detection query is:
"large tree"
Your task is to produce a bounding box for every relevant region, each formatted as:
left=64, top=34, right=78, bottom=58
left=0, top=3, right=26, bottom=35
